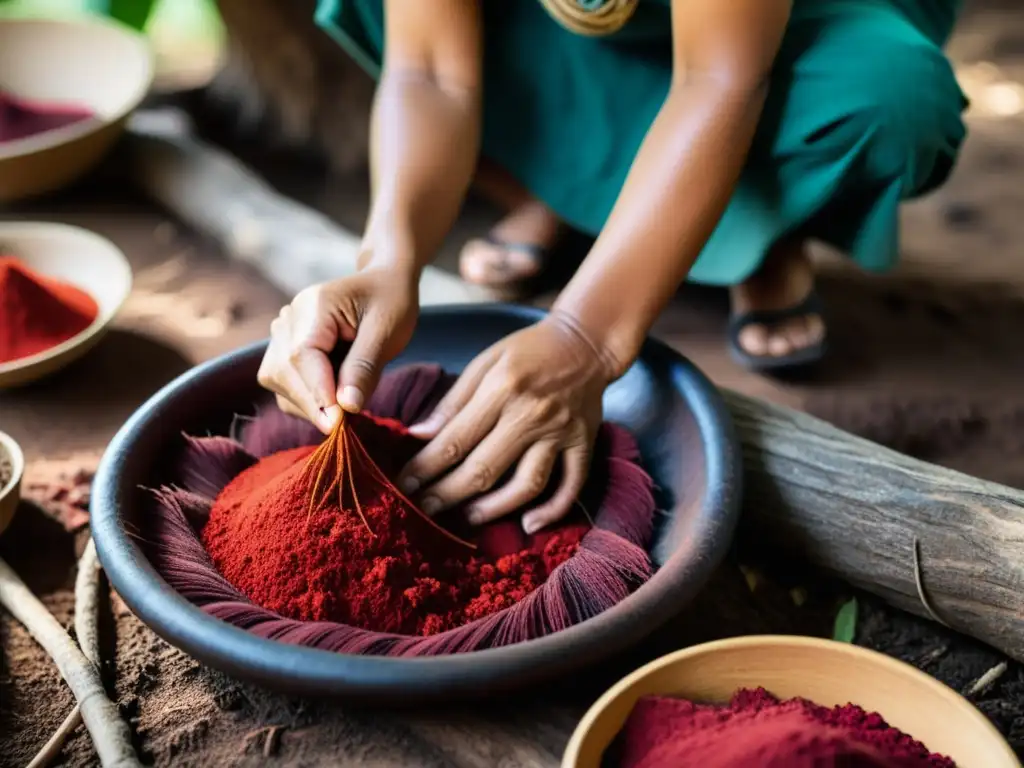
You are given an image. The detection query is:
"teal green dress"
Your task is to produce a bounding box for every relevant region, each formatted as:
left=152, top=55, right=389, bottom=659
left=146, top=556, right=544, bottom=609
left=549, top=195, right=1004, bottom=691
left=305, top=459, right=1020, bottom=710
left=317, top=0, right=966, bottom=286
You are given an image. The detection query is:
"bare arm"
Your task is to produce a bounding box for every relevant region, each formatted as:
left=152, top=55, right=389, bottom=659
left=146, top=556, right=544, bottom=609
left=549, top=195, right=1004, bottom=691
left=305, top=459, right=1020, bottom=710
left=359, top=0, right=483, bottom=276
left=552, top=0, right=792, bottom=377
left=257, top=1, right=483, bottom=422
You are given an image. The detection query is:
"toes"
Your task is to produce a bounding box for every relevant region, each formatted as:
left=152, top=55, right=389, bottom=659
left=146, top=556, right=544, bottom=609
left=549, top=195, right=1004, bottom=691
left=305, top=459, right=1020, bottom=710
left=459, top=240, right=541, bottom=286
left=783, top=317, right=811, bottom=351
left=459, top=240, right=497, bottom=284
left=738, top=324, right=770, bottom=356
left=767, top=328, right=793, bottom=357
left=805, top=314, right=826, bottom=344
left=737, top=314, right=826, bottom=360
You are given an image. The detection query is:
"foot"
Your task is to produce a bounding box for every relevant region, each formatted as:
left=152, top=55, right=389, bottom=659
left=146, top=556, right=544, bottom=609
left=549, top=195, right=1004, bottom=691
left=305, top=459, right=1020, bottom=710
left=459, top=200, right=562, bottom=287
left=729, top=240, right=826, bottom=359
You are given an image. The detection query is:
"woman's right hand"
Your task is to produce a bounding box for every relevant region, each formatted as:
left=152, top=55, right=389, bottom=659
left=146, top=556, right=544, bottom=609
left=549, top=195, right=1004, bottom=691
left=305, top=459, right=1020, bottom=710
left=257, top=268, right=419, bottom=433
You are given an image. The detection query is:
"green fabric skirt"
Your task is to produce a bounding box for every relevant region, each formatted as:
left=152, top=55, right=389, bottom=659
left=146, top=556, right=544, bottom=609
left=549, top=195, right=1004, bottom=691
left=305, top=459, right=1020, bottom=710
left=315, top=0, right=966, bottom=285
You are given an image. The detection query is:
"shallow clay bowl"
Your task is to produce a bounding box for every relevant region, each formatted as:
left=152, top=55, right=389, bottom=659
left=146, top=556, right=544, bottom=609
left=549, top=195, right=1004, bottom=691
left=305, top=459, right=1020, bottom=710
left=563, top=635, right=1020, bottom=768
left=0, top=429, right=25, bottom=538
left=0, top=222, right=133, bottom=388
left=91, top=305, right=741, bottom=702
left=0, top=16, right=153, bottom=204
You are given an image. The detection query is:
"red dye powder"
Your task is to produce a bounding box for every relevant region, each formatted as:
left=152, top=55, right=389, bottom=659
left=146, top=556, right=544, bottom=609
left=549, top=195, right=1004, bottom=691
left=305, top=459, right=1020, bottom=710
left=0, top=256, right=99, bottom=364
left=201, top=412, right=590, bottom=635
left=0, top=90, right=94, bottom=143
left=619, top=688, right=956, bottom=768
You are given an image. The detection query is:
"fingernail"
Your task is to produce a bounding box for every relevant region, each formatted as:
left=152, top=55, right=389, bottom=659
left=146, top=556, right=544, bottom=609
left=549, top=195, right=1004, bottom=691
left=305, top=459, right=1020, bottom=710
left=421, top=497, right=441, bottom=516
left=320, top=404, right=342, bottom=430
left=408, top=416, right=442, bottom=438
left=399, top=476, right=420, bottom=495
left=523, top=515, right=542, bottom=535
left=339, top=386, right=363, bottom=413
left=466, top=508, right=486, bottom=526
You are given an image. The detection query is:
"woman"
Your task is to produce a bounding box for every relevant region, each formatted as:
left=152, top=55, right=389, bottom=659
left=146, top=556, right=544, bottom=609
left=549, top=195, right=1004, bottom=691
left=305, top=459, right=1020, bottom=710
left=258, top=0, right=966, bottom=531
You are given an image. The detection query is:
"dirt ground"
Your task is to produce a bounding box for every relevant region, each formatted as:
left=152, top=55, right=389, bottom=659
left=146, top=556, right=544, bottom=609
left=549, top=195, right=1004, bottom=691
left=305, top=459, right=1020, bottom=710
left=2, top=2, right=1024, bottom=766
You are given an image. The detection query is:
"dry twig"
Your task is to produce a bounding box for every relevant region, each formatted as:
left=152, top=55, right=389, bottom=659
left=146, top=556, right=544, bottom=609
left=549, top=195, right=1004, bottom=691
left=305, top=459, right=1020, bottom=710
left=966, top=661, right=1009, bottom=698
left=26, top=539, right=103, bottom=768
left=0, top=553, right=139, bottom=767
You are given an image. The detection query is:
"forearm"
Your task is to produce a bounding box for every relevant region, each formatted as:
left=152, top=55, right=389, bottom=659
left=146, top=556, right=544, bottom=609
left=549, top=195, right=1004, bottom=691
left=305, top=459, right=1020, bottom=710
left=552, top=79, right=768, bottom=376
left=359, top=71, right=481, bottom=277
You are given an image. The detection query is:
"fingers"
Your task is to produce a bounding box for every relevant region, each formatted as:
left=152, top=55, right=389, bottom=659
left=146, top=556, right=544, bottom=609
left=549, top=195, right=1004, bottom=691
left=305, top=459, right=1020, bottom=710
left=463, top=441, right=559, bottom=525
left=287, top=299, right=346, bottom=425
left=521, top=442, right=590, bottom=534
left=337, top=308, right=389, bottom=413
left=274, top=393, right=308, bottom=421
left=258, top=308, right=339, bottom=433
left=415, top=412, right=542, bottom=515
left=400, top=387, right=503, bottom=500
left=407, top=352, right=491, bottom=439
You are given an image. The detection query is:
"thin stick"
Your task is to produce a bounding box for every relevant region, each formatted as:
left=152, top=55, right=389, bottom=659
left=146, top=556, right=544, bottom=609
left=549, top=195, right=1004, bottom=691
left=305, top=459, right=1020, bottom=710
left=965, top=661, right=1009, bottom=697
left=26, top=539, right=103, bottom=768
left=0, top=557, right=140, bottom=768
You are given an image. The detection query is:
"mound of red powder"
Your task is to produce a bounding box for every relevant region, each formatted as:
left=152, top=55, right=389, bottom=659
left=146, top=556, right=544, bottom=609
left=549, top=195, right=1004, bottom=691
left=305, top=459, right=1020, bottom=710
left=0, top=256, right=99, bottom=364
left=201, top=412, right=590, bottom=636
left=618, top=688, right=956, bottom=768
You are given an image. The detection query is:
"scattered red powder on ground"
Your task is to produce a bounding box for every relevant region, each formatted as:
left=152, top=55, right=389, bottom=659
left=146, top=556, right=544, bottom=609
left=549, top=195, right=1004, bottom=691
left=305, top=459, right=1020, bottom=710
left=619, top=687, right=956, bottom=768
left=0, top=256, right=98, bottom=364
left=201, top=413, right=589, bottom=635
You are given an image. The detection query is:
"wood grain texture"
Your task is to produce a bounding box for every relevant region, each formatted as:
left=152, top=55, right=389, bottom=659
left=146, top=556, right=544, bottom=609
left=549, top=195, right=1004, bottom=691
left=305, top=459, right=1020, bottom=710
left=723, top=389, right=1024, bottom=661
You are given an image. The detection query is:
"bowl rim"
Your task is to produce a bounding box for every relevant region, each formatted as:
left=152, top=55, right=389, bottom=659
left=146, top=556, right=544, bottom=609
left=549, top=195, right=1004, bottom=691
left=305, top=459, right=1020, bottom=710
left=91, top=304, right=743, bottom=701
left=562, top=635, right=1021, bottom=766
left=0, top=15, right=154, bottom=160
left=0, top=429, right=25, bottom=502
left=0, top=221, right=134, bottom=375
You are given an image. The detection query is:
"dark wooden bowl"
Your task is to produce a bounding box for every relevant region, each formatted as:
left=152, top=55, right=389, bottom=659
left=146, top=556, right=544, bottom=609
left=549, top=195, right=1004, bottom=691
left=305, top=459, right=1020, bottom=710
left=91, top=305, right=741, bottom=702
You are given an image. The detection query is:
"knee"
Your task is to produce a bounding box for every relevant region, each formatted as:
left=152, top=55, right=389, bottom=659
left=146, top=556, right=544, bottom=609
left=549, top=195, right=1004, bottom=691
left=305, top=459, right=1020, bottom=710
left=834, top=40, right=966, bottom=194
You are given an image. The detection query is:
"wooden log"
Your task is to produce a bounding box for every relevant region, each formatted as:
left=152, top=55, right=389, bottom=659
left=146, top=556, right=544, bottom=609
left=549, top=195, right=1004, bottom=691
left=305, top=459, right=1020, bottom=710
left=120, top=108, right=493, bottom=306
left=724, top=389, right=1024, bottom=662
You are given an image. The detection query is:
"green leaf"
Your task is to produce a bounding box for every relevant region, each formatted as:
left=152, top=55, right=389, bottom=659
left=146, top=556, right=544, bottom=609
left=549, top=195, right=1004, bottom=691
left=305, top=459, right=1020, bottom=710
left=832, top=598, right=858, bottom=643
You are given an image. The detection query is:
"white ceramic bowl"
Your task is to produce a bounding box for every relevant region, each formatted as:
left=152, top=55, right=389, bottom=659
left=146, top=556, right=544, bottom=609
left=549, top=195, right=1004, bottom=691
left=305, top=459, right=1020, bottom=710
left=0, top=15, right=153, bottom=203
left=563, top=635, right=1020, bottom=768
left=0, top=429, right=25, bottom=537
left=0, top=222, right=133, bottom=388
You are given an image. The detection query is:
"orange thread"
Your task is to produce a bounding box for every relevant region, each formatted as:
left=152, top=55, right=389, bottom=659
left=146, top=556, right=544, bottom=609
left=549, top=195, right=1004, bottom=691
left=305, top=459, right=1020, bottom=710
left=301, top=414, right=475, bottom=549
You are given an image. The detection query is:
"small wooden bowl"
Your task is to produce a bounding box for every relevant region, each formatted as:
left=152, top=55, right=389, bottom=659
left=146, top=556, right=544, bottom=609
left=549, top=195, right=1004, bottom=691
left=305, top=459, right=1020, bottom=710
left=0, top=16, right=153, bottom=204
left=563, top=635, right=1020, bottom=768
left=0, top=222, right=133, bottom=388
left=0, top=429, right=25, bottom=538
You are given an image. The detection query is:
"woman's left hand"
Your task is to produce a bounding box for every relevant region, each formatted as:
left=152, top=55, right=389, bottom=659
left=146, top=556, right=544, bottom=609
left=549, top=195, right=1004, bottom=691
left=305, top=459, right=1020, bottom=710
left=399, top=314, right=619, bottom=533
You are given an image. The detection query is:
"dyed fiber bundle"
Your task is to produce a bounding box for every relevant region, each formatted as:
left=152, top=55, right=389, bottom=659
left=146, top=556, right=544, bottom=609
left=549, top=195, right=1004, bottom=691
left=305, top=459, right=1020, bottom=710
left=146, top=364, right=657, bottom=656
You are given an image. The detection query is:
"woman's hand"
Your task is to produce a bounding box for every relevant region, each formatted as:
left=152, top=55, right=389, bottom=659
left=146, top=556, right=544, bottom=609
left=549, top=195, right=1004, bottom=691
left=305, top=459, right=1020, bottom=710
left=400, top=314, right=621, bottom=533
left=257, top=268, right=418, bottom=433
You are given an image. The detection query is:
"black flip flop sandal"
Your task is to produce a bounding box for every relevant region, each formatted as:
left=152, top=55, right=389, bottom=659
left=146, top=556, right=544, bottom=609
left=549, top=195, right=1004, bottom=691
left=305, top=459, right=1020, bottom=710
left=727, top=291, right=827, bottom=373
left=462, top=235, right=551, bottom=289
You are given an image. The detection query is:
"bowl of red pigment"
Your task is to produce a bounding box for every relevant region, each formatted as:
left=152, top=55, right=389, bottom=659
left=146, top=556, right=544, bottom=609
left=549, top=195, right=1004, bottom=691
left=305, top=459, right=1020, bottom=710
left=0, top=15, right=153, bottom=204
left=0, top=222, right=133, bottom=388
left=563, top=635, right=1020, bottom=768
left=91, top=304, right=741, bottom=702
